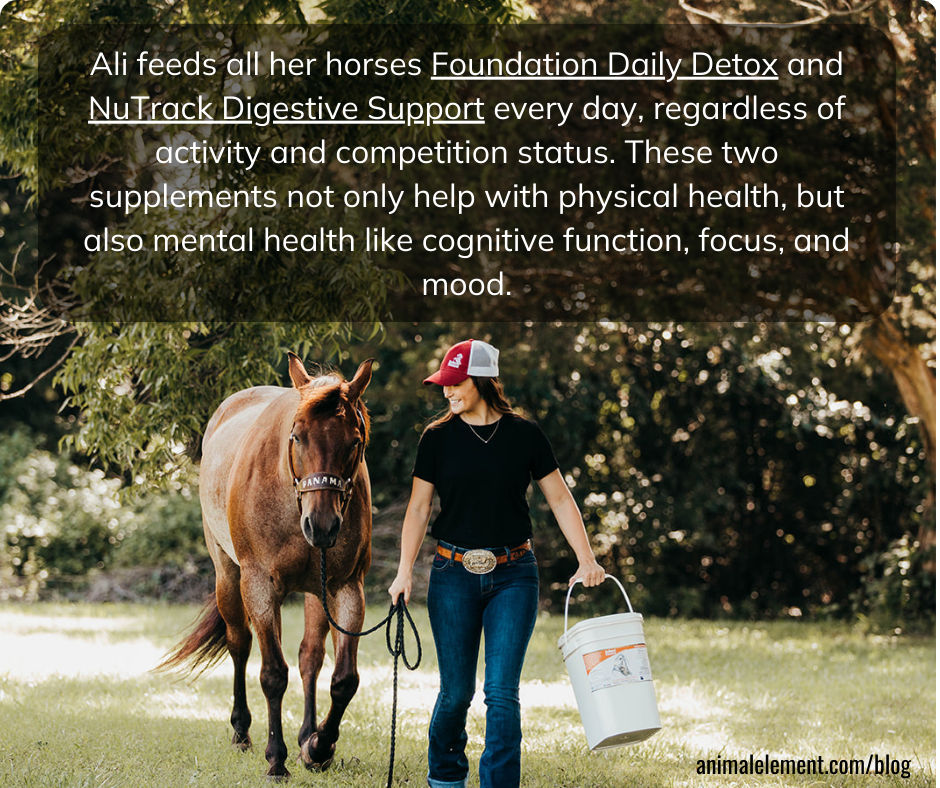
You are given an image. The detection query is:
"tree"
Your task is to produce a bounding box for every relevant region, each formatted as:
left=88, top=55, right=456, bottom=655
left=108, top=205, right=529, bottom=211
left=351, top=322, right=930, bottom=623
left=0, top=0, right=526, bottom=480
left=0, top=0, right=932, bottom=614
left=471, top=0, right=936, bottom=594
left=669, top=0, right=938, bottom=606
left=665, top=0, right=935, bottom=615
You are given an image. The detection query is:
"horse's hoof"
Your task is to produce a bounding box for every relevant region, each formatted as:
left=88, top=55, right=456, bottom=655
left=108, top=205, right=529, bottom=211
left=265, top=766, right=291, bottom=782
left=231, top=733, right=252, bottom=752
left=300, top=737, right=336, bottom=772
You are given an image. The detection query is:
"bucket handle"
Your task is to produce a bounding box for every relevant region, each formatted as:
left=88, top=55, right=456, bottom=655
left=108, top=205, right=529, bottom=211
left=563, top=574, right=634, bottom=648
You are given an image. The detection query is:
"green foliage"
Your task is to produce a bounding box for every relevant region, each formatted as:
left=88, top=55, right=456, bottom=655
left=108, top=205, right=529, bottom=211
left=0, top=0, right=932, bottom=626
left=3, top=0, right=933, bottom=488
left=853, top=535, right=936, bottom=633
left=357, top=322, right=932, bottom=626
left=110, top=482, right=206, bottom=570
left=0, top=428, right=207, bottom=599
left=55, top=322, right=382, bottom=487
left=1, top=321, right=932, bottom=625
left=0, top=428, right=33, bottom=501
left=319, top=0, right=532, bottom=25
left=0, top=430, right=130, bottom=595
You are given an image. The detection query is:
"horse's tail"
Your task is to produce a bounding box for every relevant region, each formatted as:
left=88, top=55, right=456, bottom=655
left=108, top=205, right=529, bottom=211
left=156, top=594, right=228, bottom=676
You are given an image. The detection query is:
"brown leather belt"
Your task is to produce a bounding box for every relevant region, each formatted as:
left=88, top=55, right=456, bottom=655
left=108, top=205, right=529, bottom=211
left=437, top=541, right=532, bottom=574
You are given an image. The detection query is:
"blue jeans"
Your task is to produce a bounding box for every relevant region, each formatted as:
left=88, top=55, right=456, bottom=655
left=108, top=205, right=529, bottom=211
left=426, top=543, right=539, bottom=788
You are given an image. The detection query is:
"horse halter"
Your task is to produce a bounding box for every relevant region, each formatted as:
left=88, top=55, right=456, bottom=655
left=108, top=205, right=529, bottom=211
left=288, top=407, right=367, bottom=515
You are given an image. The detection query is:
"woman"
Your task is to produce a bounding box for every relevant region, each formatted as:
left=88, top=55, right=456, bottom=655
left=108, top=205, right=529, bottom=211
left=389, top=338, right=606, bottom=788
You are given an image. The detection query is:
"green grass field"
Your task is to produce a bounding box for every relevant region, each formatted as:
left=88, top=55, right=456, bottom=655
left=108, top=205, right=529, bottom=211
left=0, top=603, right=934, bottom=787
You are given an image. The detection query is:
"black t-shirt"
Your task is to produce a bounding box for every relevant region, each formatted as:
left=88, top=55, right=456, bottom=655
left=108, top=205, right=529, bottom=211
left=412, top=413, right=559, bottom=548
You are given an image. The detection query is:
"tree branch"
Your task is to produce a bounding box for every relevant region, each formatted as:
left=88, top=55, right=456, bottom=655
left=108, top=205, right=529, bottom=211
left=678, top=0, right=881, bottom=26
left=0, top=245, right=80, bottom=399
left=0, top=333, right=79, bottom=401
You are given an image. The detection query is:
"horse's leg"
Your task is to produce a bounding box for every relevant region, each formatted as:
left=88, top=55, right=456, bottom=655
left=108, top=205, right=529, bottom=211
left=297, top=593, right=330, bottom=769
left=218, top=560, right=253, bottom=748
left=300, top=582, right=364, bottom=771
left=241, top=564, right=291, bottom=781
left=206, top=532, right=253, bottom=750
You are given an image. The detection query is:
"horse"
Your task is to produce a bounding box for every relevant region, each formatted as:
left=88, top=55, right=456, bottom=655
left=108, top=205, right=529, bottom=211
left=159, top=353, right=374, bottom=780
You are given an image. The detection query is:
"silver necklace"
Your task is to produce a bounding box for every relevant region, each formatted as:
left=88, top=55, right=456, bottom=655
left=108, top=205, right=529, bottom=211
left=466, top=417, right=501, bottom=444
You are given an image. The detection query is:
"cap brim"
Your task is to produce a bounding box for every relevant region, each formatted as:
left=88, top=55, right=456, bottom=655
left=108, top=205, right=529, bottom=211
left=423, top=368, right=469, bottom=386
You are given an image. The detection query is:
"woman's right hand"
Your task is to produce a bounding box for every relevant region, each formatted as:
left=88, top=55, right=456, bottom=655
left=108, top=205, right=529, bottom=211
left=389, top=478, right=434, bottom=607
left=388, top=571, right=413, bottom=606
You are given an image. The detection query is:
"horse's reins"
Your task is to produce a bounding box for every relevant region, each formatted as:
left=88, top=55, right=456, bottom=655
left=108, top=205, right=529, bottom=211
left=290, top=406, right=422, bottom=788
left=318, top=552, right=421, bottom=788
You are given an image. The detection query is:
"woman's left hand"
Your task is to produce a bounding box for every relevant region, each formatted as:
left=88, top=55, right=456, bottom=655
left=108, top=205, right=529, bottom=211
left=569, top=558, right=606, bottom=588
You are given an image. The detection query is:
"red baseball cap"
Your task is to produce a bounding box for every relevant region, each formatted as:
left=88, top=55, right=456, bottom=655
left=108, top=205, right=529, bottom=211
left=423, top=339, right=500, bottom=386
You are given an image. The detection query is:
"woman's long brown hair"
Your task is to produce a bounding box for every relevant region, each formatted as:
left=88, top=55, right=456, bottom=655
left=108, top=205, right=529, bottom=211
left=424, top=377, right=515, bottom=433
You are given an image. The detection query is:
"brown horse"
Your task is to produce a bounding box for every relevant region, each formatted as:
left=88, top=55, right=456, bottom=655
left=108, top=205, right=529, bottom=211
left=160, top=353, right=374, bottom=780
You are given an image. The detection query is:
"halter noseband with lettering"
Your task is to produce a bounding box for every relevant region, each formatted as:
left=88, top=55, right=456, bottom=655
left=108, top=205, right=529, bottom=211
left=288, top=407, right=367, bottom=515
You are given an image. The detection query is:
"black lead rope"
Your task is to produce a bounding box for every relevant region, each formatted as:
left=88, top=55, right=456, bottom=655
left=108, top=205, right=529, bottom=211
left=319, top=551, right=422, bottom=788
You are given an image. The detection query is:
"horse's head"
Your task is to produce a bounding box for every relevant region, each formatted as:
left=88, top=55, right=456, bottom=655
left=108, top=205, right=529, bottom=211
left=287, top=353, right=373, bottom=549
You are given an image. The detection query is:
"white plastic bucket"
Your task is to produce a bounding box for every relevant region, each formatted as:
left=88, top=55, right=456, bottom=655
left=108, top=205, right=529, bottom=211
left=558, top=575, right=662, bottom=751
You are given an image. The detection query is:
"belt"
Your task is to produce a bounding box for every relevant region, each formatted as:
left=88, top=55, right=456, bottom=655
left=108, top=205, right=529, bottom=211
left=437, top=540, right=532, bottom=574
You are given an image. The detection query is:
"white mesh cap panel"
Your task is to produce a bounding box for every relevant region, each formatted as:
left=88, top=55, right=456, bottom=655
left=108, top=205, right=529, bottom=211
left=467, top=340, right=499, bottom=377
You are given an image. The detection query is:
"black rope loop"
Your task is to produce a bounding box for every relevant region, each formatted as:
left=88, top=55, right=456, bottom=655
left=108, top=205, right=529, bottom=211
left=318, top=550, right=422, bottom=787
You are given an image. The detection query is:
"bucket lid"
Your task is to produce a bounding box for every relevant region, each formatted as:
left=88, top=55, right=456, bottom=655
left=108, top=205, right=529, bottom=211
left=557, top=611, right=645, bottom=651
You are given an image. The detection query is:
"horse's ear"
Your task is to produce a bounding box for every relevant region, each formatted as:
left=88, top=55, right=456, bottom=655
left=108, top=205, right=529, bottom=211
left=288, top=352, right=313, bottom=390
left=347, top=358, right=374, bottom=401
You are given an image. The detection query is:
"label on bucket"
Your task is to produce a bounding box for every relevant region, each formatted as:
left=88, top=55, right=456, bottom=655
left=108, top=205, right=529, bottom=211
left=582, top=644, right=652, bottom=692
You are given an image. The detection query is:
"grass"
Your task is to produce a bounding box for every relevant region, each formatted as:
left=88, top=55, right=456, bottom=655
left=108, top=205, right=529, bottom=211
left=0, top=603, right=934, bottom=787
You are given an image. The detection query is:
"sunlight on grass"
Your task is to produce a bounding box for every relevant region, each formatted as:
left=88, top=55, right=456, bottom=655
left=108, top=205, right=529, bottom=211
left=0, top=627, right=164, bottom=679
left=0, top=603, right=934, bottom=788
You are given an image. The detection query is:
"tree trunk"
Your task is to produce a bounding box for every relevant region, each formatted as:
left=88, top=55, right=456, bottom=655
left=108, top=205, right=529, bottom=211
left=862, top=307, right=936, bottom=570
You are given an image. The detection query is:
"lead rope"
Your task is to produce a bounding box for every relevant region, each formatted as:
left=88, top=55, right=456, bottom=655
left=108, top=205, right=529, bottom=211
left=319, top=551, right=422, bottom=788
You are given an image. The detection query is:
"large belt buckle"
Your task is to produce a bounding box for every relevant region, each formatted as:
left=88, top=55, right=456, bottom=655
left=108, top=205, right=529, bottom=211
left=462, top=549, right=497, bottom=575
